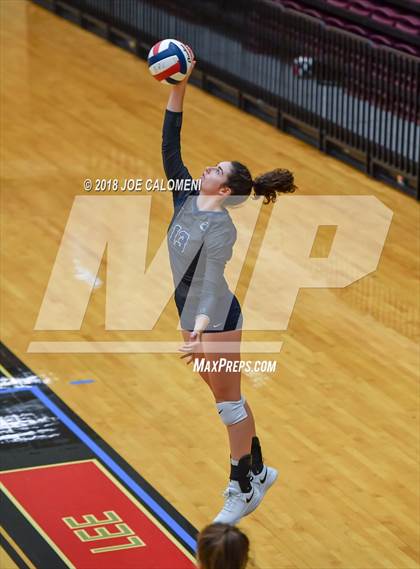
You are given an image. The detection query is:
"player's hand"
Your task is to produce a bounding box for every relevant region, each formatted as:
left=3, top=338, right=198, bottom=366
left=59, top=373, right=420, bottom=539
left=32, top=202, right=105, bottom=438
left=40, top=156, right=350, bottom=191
left=186, top=59, right=196, bottom=81
left=179, top=331, right=202, bottom=365
left=177, top=60, right=196, bottom=86
left=171, top=60, right=196, bottom=92
left=184, top=45, right=196, bottom=80
left=174, top=47, right=196, bottom=87
left=179, top=314, right=208, bottom=365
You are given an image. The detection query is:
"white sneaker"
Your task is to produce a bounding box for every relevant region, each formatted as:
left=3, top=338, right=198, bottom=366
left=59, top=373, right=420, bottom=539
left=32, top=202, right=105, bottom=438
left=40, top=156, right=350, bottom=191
left=252, top=465, right=278, bottom=497
left=213, top=479, right=262, bottom=525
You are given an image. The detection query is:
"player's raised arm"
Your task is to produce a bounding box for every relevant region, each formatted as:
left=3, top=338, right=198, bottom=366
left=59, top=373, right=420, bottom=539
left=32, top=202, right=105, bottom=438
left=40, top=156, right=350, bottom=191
left=166, top=77, right=188, bottom=113
left=161, top=61, right=196, bottom=205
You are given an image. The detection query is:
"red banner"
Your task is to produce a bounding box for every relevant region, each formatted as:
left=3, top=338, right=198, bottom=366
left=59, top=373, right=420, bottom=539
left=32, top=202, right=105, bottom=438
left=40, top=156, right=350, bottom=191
left=0, top=460, right=197, bottom=569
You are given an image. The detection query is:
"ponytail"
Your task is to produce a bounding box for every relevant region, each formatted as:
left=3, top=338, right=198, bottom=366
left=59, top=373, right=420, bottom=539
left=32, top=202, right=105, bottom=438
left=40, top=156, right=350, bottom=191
left=224, top=163, right=296, bottom=207
left=253, top=168, right=296, bottom=204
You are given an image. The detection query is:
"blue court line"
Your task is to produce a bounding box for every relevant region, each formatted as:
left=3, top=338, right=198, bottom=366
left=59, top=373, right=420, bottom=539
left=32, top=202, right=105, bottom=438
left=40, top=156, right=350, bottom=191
left=69, top=379, right=95, bottom=385
left=0, top=386, right=196, bottom=551
left=0, top=387, right=32, bottom=394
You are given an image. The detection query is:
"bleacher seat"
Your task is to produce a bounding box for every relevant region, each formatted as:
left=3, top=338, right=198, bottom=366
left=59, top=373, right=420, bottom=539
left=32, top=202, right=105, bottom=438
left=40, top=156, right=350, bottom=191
left=277, top=0, right=419, bottom=57
left=348, top=1, right=376, bottom=17
left=394, top=42, right=419, bottom=55
left=345, top=23, right=368, bottom=36
left=369, top=33, right=394, bottom=46
left=394, top=20, right=420, bottom=35
left=326, top=0, right=349, bottom=8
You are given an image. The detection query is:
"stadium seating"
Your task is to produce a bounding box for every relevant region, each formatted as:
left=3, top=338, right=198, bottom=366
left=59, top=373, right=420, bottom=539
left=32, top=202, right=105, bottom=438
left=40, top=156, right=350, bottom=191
left=274, top=0, right=420, bottom=57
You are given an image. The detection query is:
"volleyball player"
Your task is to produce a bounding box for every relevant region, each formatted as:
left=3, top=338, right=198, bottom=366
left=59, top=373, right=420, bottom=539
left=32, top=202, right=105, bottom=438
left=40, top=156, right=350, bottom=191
left=162, top=58, right=296, bottom=524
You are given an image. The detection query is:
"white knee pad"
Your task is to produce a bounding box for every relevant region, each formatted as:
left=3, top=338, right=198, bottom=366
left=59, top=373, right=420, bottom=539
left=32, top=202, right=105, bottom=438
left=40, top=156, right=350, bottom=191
left=216, top=396, right=247, bottom=426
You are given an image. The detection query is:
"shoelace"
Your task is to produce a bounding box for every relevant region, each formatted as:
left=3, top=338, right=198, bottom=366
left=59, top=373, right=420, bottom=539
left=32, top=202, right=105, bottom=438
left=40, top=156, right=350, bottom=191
left=221, top=476, right=254, bottom=512
left=221, top=488, right=240, bottom=512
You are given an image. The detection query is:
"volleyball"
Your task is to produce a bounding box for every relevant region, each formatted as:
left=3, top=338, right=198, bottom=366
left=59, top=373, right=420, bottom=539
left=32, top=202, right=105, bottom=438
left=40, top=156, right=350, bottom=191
left=147, top=39, right=194, bottom=85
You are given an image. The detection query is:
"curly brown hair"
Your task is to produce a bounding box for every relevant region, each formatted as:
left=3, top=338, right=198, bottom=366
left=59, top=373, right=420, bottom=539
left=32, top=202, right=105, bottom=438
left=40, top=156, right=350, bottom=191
left=253, top=168, right=296, bottom=204
left=224, top=161, right=297, bottom=206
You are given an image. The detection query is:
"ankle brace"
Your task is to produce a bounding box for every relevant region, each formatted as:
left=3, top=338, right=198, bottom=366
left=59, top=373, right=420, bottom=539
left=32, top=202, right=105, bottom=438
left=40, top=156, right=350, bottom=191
left=230, top=454, right=252, bottom=493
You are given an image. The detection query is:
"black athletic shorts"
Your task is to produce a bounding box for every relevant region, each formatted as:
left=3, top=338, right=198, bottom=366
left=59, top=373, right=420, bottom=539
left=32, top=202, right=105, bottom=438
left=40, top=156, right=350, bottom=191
left=174, top=288, right=243, bottom=333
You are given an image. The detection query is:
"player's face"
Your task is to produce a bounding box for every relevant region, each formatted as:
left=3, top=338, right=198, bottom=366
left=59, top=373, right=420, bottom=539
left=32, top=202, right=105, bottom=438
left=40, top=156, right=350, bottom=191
left=200, top=161, right=233, bottom=196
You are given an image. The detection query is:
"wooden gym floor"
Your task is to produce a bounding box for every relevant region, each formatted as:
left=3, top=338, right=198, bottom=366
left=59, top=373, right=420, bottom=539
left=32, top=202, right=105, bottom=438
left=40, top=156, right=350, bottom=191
left=1, top=1, right=419, bottom=568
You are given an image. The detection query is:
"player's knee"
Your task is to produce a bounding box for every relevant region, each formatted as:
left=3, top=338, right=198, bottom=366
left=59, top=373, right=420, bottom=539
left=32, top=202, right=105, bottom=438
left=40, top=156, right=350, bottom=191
left=216, top=396, right=247, bottom=426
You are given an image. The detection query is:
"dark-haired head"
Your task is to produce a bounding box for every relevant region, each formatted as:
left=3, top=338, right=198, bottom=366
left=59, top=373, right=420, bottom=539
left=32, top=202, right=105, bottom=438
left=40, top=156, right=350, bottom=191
left=200, top=161, right=297, bottom=207
left=197, top=523, right=249, bottom=569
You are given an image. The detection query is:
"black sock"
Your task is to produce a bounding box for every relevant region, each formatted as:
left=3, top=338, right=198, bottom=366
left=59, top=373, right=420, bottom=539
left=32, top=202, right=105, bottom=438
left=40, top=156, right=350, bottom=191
left=230, top=454, right=252, bottom=493
left=251, top=436, right=264, bottom=475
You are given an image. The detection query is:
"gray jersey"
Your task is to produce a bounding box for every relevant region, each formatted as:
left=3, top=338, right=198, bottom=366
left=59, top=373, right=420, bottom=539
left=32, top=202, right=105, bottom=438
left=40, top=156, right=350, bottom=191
left=162, top=110, right=237, bottom=323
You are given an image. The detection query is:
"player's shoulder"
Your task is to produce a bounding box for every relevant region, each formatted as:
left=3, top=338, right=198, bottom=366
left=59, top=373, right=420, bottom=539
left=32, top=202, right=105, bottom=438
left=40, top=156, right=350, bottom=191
left=207, top=213, right=236, bottom=241
left=208, top=208, right=234, bottom=226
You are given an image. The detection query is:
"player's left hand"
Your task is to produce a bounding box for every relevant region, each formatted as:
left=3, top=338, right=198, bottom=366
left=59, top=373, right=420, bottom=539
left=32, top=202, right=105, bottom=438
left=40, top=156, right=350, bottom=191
left=179, top=315, right=209, bottom=365
left=179, top=331, right=202, bottom=365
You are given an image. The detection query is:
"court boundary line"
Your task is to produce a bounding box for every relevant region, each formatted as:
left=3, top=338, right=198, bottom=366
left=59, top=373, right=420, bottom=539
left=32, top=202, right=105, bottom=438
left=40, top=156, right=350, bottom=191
left=0, top=527, right=33, bottom=569
left=0, top=485, right=76, bottom=569
left=0, top=384, right=196, bottom=551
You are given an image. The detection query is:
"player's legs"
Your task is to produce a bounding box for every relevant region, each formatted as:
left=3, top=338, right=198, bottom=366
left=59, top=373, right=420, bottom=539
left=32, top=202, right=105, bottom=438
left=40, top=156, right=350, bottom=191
left=182, top=326, right=262, bottom=465
left=200, top=328, right=255, bottom=460
left=199, top=328, right=277, bottom=523
left=183, top=326, right=256, bottom=458
left=180, top=316, right=277, bottom=523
